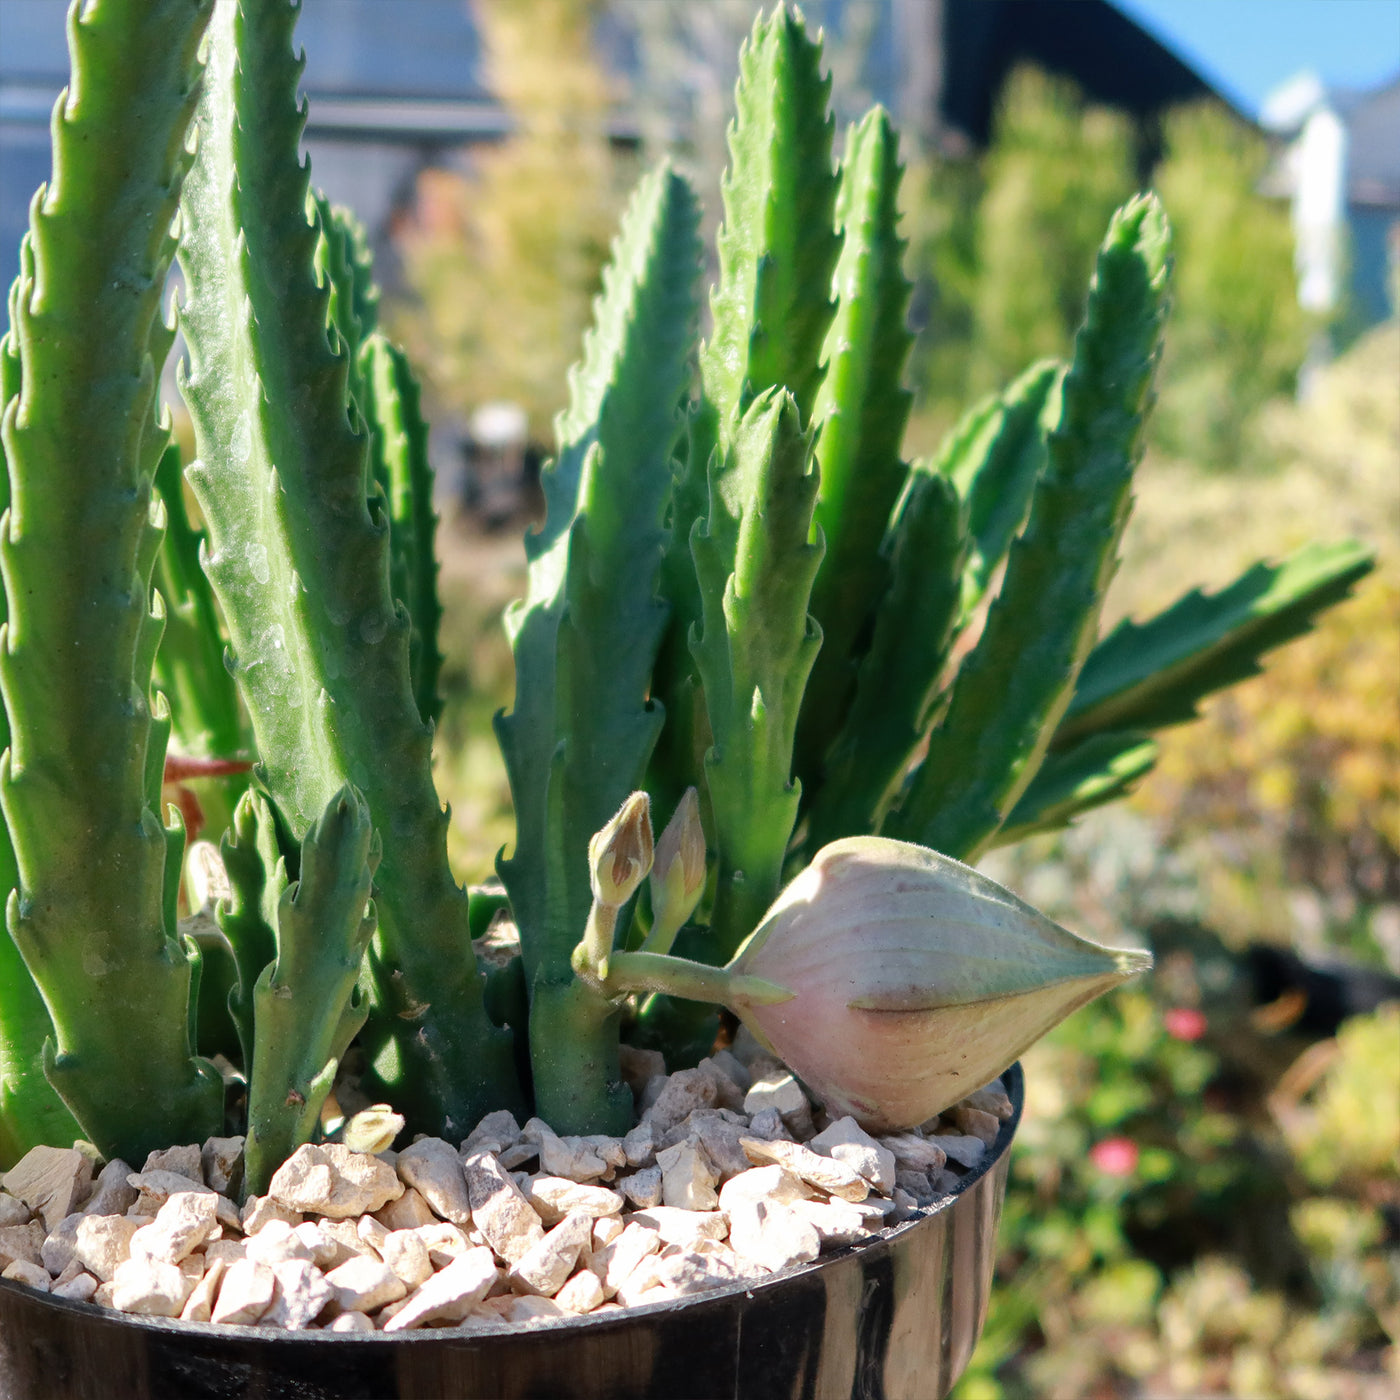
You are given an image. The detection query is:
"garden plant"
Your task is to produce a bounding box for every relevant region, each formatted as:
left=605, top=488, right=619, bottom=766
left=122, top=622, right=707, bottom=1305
left=0, top=0, right=1376, bottom=1340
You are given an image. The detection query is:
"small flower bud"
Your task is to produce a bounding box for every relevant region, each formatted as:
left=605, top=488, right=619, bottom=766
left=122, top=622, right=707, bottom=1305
left=728, top=836, right=1151, bottom=1133
left=342, top=1103, right=405, bottom=1155
left=588, top=791, right=654, bottom=908
left=650, top=787, right=707, bottom=934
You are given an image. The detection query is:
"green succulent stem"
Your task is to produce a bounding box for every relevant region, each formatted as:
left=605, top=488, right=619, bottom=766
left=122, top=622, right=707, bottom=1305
left=244, top=784, right=379, bottom=1197
left=177, top=0, right=517, bottom=1138
left=805, top=463, right=967, bottom=850
left=0, top=288, right=83, bottom=1165
left=152, top=442, right=246, bottom=762
left=0, top=0, right=223, bottom=1163
left=496, top=162, right=700, bottom=1133
left=886, top=195, right=1174, bottom=862
left=692, top=389, right=824, bottom=963
left=797, top=105, right=915, bottom=798
left=360, top=335, right=445, bottom=729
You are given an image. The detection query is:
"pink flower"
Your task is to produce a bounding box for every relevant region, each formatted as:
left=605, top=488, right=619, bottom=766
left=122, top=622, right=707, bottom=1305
left=1089, top=1136, right=1139, bottom=1177
left=1164, top=1007, right=1208, bottom=1042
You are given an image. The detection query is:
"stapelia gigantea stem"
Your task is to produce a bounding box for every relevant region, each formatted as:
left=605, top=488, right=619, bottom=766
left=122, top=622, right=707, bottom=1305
left=360, top=335, right=445, bottom=729
left=496, top=163, right=700, bottom=1134
left=244, top=785, right=378, bottom=1196
left=795, top=106, right=915, bottom=801
left=0, top=0, right=222, bottom=1163
left=0, top=271, right=83, bottom=1164
left=692, top=390, right=824, bottom=963
left=886, top=196, right=1173, bottom=863
left=177, top=0, right=518, bottom=1137
left=650, top=8, right=840, bottom=818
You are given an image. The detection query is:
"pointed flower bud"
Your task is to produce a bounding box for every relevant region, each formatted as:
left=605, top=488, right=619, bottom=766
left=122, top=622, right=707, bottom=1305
left=648, top=787, right=707, bottom=944
left=342, top=1103, right=405, bottom=1155
left=588, top=791, right=654, bottom=908
left=728, top=836, right=1151, bottom=1132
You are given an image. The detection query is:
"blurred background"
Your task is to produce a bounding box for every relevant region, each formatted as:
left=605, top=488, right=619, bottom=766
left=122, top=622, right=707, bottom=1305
left=3, top=1, right=1397, bottom=1394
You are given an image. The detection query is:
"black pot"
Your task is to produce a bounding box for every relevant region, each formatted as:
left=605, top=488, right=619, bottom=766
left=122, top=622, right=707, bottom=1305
left=0, top=1064, right=1022, bottom=1400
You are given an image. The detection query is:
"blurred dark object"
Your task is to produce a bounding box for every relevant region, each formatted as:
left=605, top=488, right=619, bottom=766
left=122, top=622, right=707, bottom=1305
left=1149, top=915, right=1400, bottom=1093
left=1246, top=942, right=1400, bottom=1039
left=457, top=401, right=544, bottom=531
left=928, top=0, right=1225, bottom=151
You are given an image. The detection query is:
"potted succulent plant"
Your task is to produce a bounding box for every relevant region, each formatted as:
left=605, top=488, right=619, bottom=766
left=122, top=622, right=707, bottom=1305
left=0, top=1, right=1374, bottom=1396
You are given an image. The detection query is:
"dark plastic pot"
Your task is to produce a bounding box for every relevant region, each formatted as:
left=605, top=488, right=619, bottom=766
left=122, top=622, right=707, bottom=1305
left=0, top=1063, right=1022, bottom=1400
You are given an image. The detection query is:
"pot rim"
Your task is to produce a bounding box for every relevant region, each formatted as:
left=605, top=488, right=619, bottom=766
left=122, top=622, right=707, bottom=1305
left=0, top=1062, right=1023, bottom=1344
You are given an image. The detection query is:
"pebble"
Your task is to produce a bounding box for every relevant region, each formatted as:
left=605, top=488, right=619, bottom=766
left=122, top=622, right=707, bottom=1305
left=376, top=1227, right=435, bottom=1289
left=708, top=1049, right=752, bottom=1093
left=946, top=1105, right=1001, bottom=1146
left=327, top=1309, right=376, bottom=1333
left=656, top=1141, right=719, bottom=1211
left=656, top=1246, right=756, bottom=1295
left=325, top=1254, right=407, bottom=1314
left=3, top=1146, right=92, bottom=1232
left=739, top=1137, right=869, bottom=1202
left=0, top=1193, right=31, bottom=1228
left=587, top=1221, right=661, bottom=1298
left=879, top=1133, right=949, bottom=1175
left=695, top=1058, right=747, bottom=1113
left=40, top=1212, right=84, bottom=1276
left=462, top=1151, right=545, bottom=1265
left=617, top=1167, right=663, bottom=1210
left=742, top=1072, right=807, bottom=1121
left=179, top=1256, right=226, bottom=1322
left=790, top=1197, right=874, bottom=1246
left=746, top=1107, right=793, bottom=1141
left=268, top=1143, right=403, bottom=1218
left=263, top=1258, right=336, bottom=1329
left=129, top=1192, right=221, bottom=1264
left=461, top=1110, right=523, bottom=1157
left=644, top=1069, right=718, bottom=1136
left=555, top=1266, right=606, bottom=1313
left=626, top=1207, right=728, bottom=1246
left=211, top=1259, right=278, bottom=1325
left=924, top=1134, right=986, bottom=1170
left=381, top=1246, right=497, bottom=1331
left=617, top=1045, right=666, bottom=1096
left=2, top=1259, right=50, bottom=1290
left=726, top=1200, right=821, bottom=1273
left=415, top=1220, right=472, bottom=1267
left=961, top=1082, right=1013, bottom=1121
left=521, top=1175, right=625, bottom=1226
left=201, top=1137, right=245, bottom=1196
left=717, top=1166, right=811, bottom=1213
left=81, top=1160, right=138, bottom=1218
left=52, top=1270, right=99, bottom=1303
left=520, top=1120, right=609, bottom=1183
left=660, top=1111, right=753, bottom=1181
left=809, top=1117, right=898, bottom=1193
left=293, top=1221, right=349, bottom=1269
left=111, top=1255, right=194, bottom=1317
left=507, top=1211, right=593, bottom=1296
left=241, top=1195, right=302, bottom=1233
left=375, top=1186, right=438, bottom=1232
left=245, top=1219, right=317, bottom=1268
left=73, top=1214, right=140, bottom=1282
left=141, top=1145, right=203, bottom=1183
left=621, top=1119, right=656, bottom=1168
left=126, top=1169, right=216, bottom=1213
left=396, top=1138, right=472, bottom=1225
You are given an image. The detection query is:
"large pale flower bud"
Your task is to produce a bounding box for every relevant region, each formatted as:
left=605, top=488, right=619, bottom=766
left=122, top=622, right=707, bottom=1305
left=728, top=836, right=1150, bottom=1132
